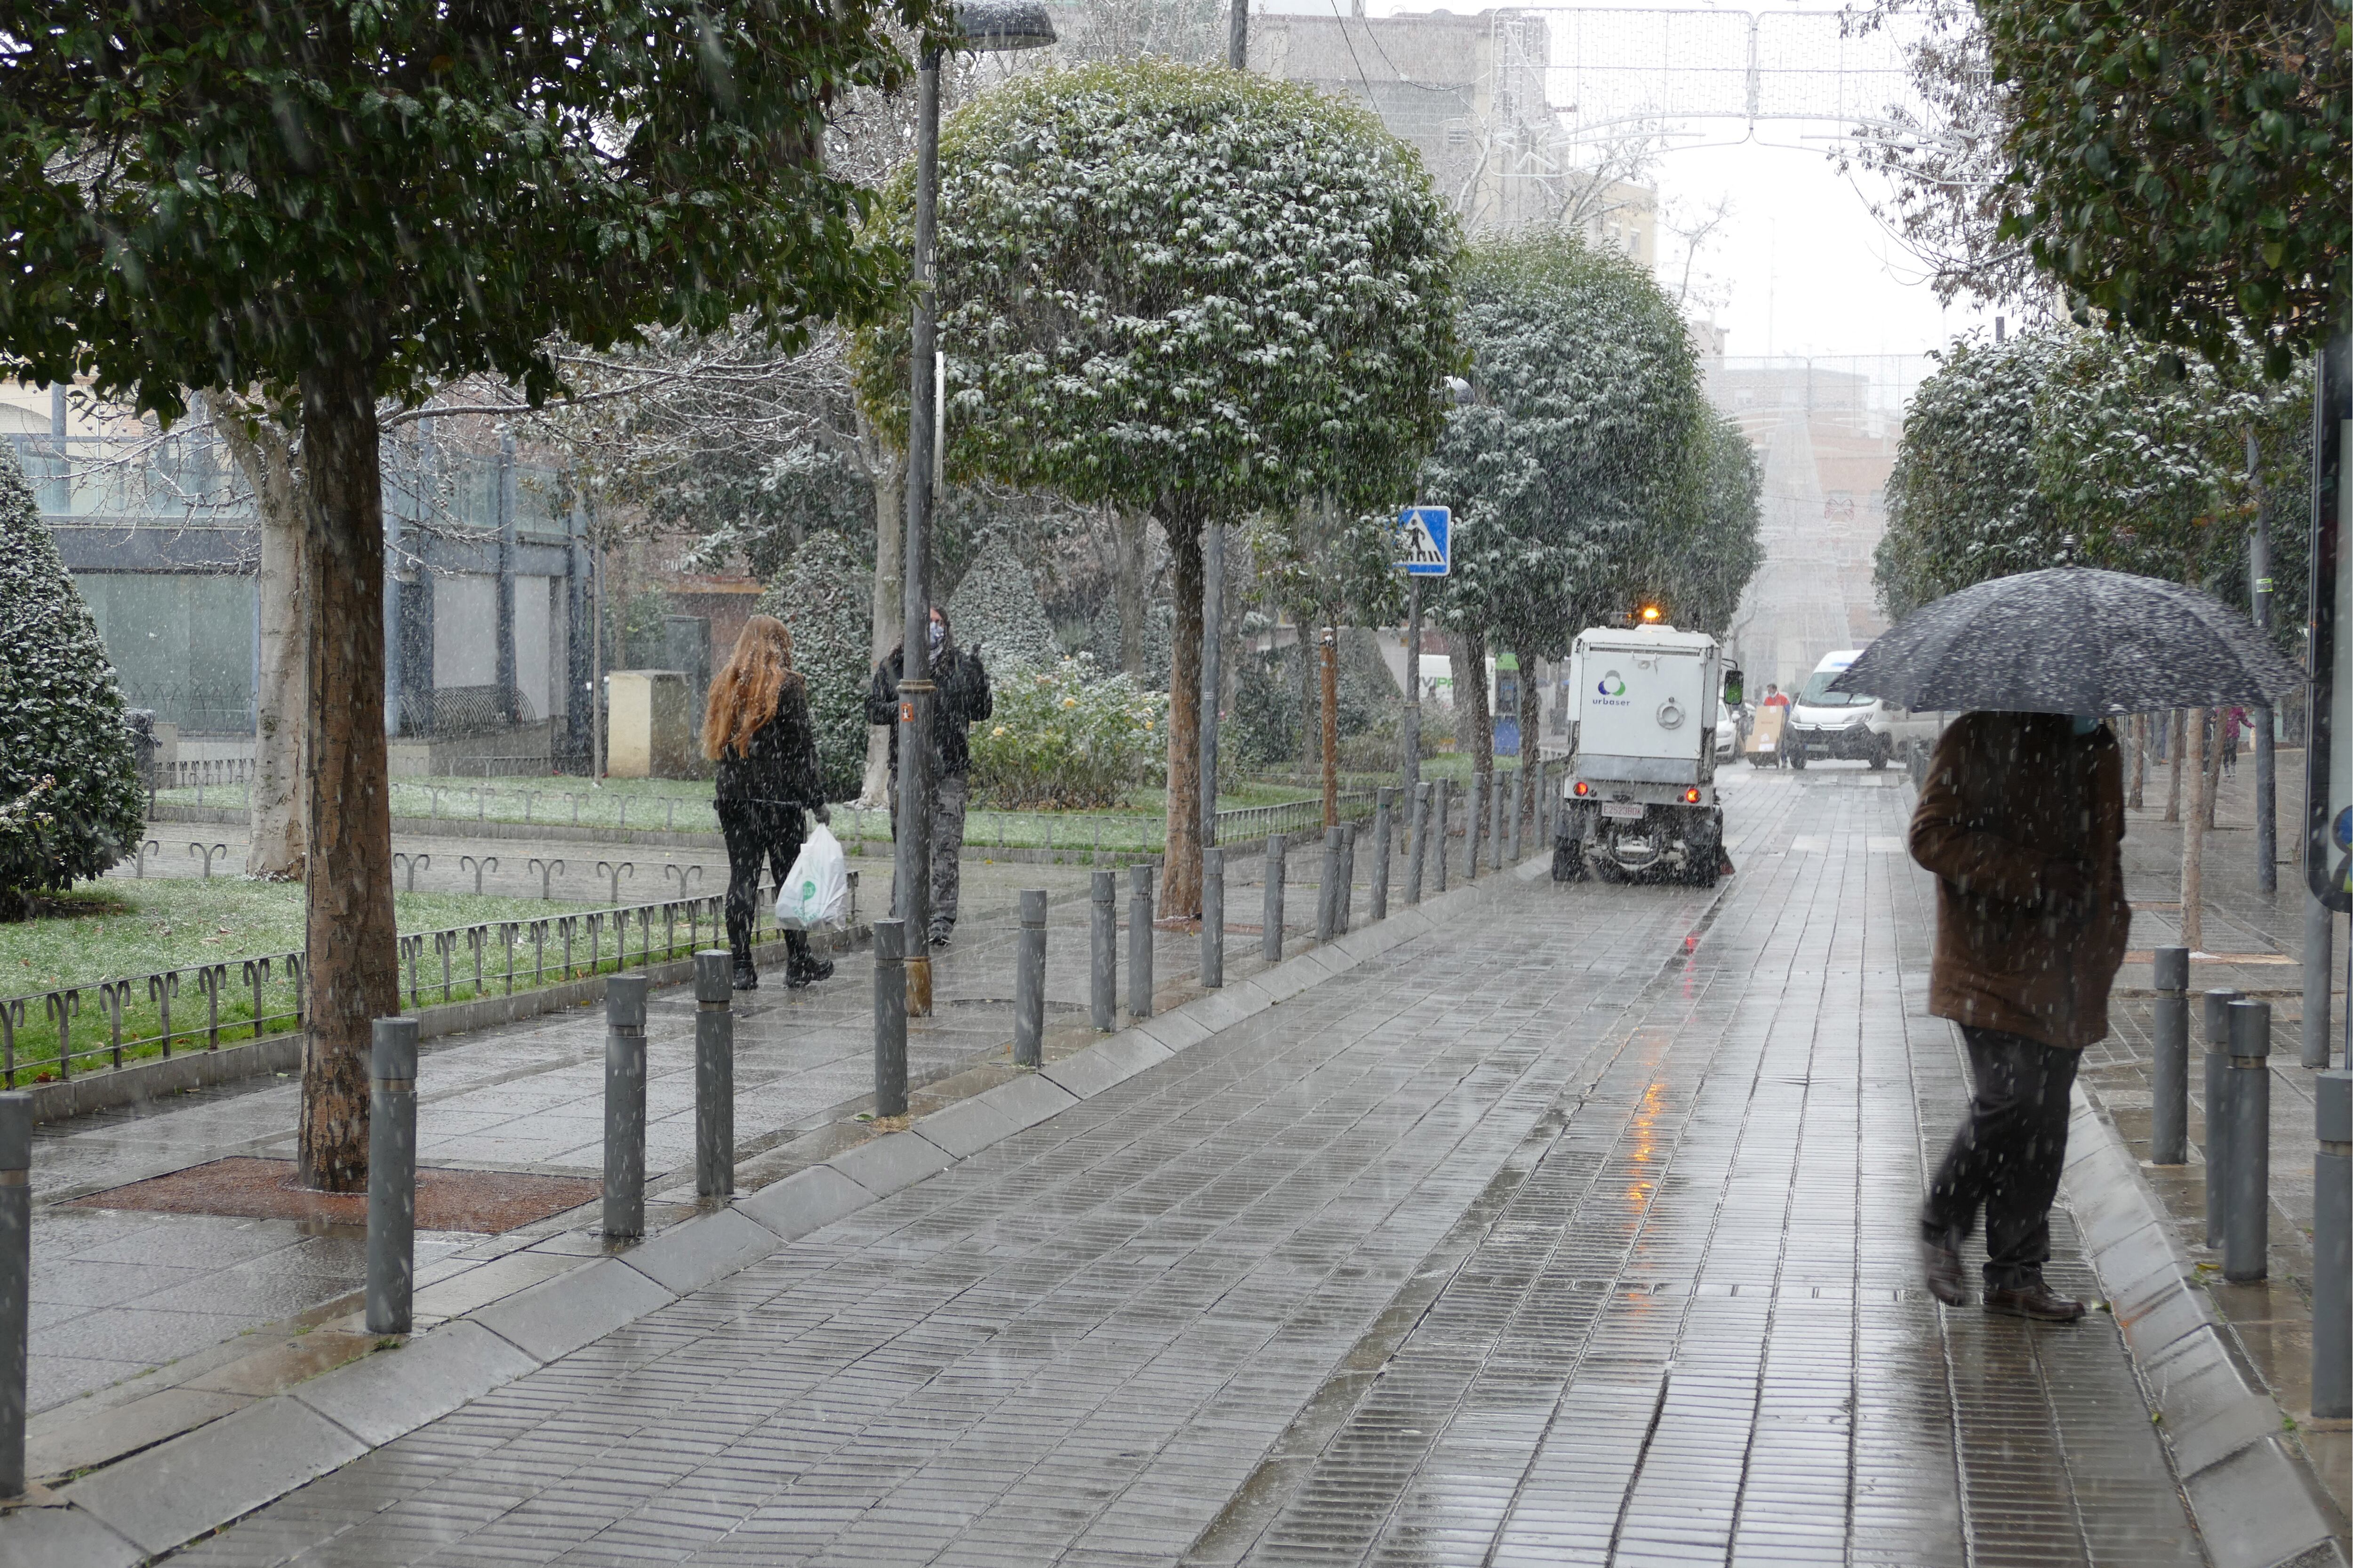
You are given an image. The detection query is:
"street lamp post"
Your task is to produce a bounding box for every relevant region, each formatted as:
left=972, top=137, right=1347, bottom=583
left=899, top=1, right=1054, bottom=1017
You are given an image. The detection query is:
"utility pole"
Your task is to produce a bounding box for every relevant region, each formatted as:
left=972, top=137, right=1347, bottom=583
left=898, top=50, right=942, bottom=1016
left=1229, top=0, right=1246, bottom=69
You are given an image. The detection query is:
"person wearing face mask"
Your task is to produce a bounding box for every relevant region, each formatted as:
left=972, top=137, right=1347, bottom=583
left=865, top=606, right=993, bottom=946
left=1909, top=711, right=2127, bottom=1322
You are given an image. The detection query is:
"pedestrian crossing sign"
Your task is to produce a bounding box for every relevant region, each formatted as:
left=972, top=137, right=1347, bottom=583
left=1395, top=506, right=1450, bottom=576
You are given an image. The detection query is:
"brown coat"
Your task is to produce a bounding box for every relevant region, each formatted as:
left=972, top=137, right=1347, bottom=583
left=1909, top=712, right=2129, bottom=1049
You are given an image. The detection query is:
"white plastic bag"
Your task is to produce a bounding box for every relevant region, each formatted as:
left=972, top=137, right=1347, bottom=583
left=775, top=824, right=849, bottom=931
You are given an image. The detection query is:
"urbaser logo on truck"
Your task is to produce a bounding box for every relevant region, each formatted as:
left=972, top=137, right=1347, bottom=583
left=1593, top=670, right=1630, bottom=705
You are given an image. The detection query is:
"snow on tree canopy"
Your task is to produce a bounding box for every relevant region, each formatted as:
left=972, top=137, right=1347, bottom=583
left=851, top=57, right=1460, bottom=519
left=946, top=551, right=1058, bottom=670
left=0, top=448, right=144, bottom=910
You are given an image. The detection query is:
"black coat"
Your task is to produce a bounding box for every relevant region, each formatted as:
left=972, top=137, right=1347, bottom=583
left=866, top=641, right=992, bottom=778
left=714, top=676, right=824, bottom=808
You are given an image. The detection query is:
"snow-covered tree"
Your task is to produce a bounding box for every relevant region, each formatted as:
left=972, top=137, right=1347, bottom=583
left=1417, top=233, right=1716, bottom=765
left=853, top=59, right=1459, bottom=912
left=0, top=449, right=144, bottom=916
left=946, top=550, right=1058, bottom=670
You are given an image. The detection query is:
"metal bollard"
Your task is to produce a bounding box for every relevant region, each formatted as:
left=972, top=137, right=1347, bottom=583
left=1015, top=891, right=1047, bottom=1067
left=1264, top=832, right=1286, bottom=962
left=1337, top=824, right=1356, bottom=935
left=2314, top=1071, right=2352, bottom=1419
left=2150, top=947, right=2190, bottom=1165
left=1405, top=783, right=1429, bottom=906
left=2306, top=893, right=2334, bottom=1068
left=1465, top=773, right=1485, bottom=881
left=1434, top=781, right=1450, bottom=894
left=603, top=974, right=648, bottom=1240
left=1369, top=789, right=1393, bottom=922
left=2204, top=987, right=2244, bottom=1248
left=0, top=1093, right=25, bottom=1498
left=694, top=952, right=733, bottom=1199
left=1508, top=766, right=1525, bottom=862
left=1201, top=849, right=1225, bottom=990
left=874, top=920, right=908, bottom=1116
left=1537, top=761, right=1553, bottom=850
left=366, top=1018, right=418, bottom=1334
left=2223, top=1000, right=2272, bottom=1282
left=1089, top=871, right=1116, bottom=1032
left=1128, top=863, right=1154, bottom=1020
left=1318, top=827, right=1344, bottom=943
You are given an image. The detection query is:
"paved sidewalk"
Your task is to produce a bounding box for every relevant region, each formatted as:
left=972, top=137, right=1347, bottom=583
left=141, top=766, right=2253, bottom=1568
left=30, top=821, right=1406, bottom=1420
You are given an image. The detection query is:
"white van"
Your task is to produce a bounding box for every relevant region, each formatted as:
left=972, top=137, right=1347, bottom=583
left=1784, top=648, right=1942, bottom=769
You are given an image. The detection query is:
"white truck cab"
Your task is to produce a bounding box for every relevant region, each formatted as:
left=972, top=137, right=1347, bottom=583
left=1554, top=623, right=1726, bottom=886
left=1784, top=648, right=1943, bottom=769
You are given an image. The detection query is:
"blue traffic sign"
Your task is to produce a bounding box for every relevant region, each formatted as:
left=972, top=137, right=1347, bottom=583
left=1395, top=506, right=1450, bottom=576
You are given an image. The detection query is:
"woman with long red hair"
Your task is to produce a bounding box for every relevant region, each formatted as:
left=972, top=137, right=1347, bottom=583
left=703, top=614, right=831, bottom=989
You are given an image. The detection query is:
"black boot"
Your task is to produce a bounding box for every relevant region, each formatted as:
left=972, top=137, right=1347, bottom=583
left=732, top=953, right=758, bottom=991
left=784, top=935, right=832, bottom=989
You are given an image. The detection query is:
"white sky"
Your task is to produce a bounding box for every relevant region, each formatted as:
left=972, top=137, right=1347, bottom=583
left=1350, top=0, right=2000, bottom=360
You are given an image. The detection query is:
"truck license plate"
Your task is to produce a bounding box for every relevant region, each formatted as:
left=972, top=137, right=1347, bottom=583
left=1601, top=802, right=1645, bottom=822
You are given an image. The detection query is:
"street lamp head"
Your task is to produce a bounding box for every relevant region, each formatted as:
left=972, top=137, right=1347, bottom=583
left=953, top=0, right=1056, bottom=52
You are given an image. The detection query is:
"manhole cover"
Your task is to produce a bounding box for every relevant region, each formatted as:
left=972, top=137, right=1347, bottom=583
left=67, top=1157, right=599, bottom=1234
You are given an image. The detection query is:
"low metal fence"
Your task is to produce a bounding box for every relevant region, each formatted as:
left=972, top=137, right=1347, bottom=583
left=1212, top=790, right=1378, bottom=845
left=163, top=758, right=254, bottom=791
left=0, top=888, right=824, bottom=1088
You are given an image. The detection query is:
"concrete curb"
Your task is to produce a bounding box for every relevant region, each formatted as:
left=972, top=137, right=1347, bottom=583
left=1, top=862, right=1522, bottom=1565
left=14, top=929, right=863, bottom=1128
left=2061, top=1085, right=2349, bottom=1568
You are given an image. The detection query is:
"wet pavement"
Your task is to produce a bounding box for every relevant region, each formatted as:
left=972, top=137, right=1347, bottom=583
left=165, top=766, right=2224, bottom=1568
left=31, top=834, right=1360, bottom=1418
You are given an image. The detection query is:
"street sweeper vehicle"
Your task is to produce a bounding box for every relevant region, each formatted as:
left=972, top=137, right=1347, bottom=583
left=1554, top=620, right=1730, bottom=886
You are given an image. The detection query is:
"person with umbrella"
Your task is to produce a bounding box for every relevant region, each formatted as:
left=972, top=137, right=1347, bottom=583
left=1832, top=566, right=2303, bottom=1321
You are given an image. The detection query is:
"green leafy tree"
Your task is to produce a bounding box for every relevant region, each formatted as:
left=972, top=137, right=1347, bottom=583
left=1984, top=0, right=2350, bottom=373
left=0, top=0, right=937, bottom=1187
left=1880, top=328, right=2308, bottom=625
left=1416, top=234, right=1716, bottom=768
left=853, top=58, right=1458, bottom=911
left=0, top=450, right=144, bottom=917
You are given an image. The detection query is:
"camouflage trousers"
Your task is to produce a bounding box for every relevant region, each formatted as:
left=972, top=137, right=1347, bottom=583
left=887, top=771, right=969, bottom=937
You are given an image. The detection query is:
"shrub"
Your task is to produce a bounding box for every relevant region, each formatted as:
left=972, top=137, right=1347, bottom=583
left=755, top=530, right=873, bottom=802
left=0, top=450, right=145, bottom=914
left=945, top=550, right=1057, bottom=668
left=970, top=656, right=1167, bottom=808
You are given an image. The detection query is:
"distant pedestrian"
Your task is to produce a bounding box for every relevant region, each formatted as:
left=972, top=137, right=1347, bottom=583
left=1761, top=683, right=1790, bottom=712
left=867, top=606, right=992, bottom=946
left=2222, top=706, right=2243, bottom=776
left=1911, top=711, right=2127, bottom=1321
left=703, top=615, right=833, bottom=991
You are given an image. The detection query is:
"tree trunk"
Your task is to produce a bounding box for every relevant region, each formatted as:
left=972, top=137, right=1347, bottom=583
left=211, top=394, right=308, bottom=880
left=2182, top=705, right=2207, bottom=954
left=862, top=442, right=904, bottom=806
left=1115, top=509, right=1147, bottom=680
left=1158, top=500, right=1205, bottom=916
left=296, top=359, right=400, bottom=1193
left=2203, top=710, right=2223, bottom=828
left=1461, top=624, right=1493, bottom=784
left=2165, top=708, right=2184, bottom=822
left=2129, top=713, right=2146, bottom=811
left=1321, top=624, right=1339, bottom=829
left=1518, top=662, right=1543, bottom=832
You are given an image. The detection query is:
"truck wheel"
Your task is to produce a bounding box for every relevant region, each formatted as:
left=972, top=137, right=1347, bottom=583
left=1789, top=744, right=1808, bottom=771
left=1551, top=840, right=1586, bottom=883
left=1686, top=858, right=1720, bottom=888
left=1868, top=739, right=1890, bottom=771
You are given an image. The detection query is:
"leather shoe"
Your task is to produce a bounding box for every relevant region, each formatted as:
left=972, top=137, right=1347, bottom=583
left=731, top=968, right=758, bottom=992
left=1984, top=1279, right=2086, bottom=1322
left=1921, top=1237, right=1966, bottom=1305
left=785, top=958, right=834, bottom=989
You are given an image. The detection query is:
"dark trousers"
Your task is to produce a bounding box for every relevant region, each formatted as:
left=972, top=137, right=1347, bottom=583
left=1923, top=1026, right=2078, bottom=1289
left=717, top=800, right=811, bottom=973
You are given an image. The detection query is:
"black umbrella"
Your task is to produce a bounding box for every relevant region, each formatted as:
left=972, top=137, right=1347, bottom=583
left=1829, top=566, right=2305, bottom=714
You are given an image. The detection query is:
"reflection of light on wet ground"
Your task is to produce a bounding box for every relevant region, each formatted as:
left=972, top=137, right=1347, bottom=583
left=1627, top=1078, right=1665, bottom=1208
